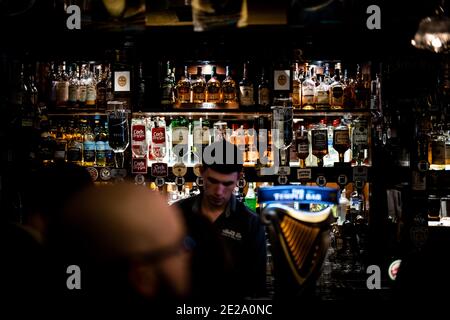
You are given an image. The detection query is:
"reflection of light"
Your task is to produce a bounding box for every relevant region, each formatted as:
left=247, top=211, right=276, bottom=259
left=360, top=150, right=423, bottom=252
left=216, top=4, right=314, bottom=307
left=411, top=4, right=450, bottom=53
left=203, top=64, right=212, bottom=75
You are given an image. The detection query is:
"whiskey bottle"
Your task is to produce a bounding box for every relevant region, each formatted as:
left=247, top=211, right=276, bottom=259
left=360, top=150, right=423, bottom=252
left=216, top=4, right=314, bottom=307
left=330, top=64, right=344, bottom=110
left=222, top=66, right=237, bottom=103
left=311, top=120, right=328, bottom=167
left=351, top=117, right=369, bottom=165
left=354, top=64, right=370, bottom=109
left=291, top=62, right=301, bottom=108
left=206, top=66, right=221, bottom=103
left=96, top=65, right=108, bottom=110
left=315, top=74, right=330, bottom=110
left=239, top=62, right=254, bottom=107
left=191, top=66, right=206, bottom=104
left=85, top=64, right=97, bottom=108
left=343, top=69, right=355, bottom=109
left=301, top=64, right=315, bottom=110
left=161, top=61, right=175, bottom=105
left=258, top=67, right=271, bottom=107
left=55, top=62, right=69, bottom=107
left=333, top=119, right=351, bottom=163
left=68, top=64, right=80, bottom=108
left=176, top=65, right=191, bottom=104
left=171, top=116, right=189, bottom=162
left=295, top=121, right=309, bottom=168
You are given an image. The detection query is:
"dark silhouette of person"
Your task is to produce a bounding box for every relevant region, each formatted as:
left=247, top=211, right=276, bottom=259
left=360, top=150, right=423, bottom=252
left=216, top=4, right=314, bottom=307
left=49, top=183, right=191, bottom=316
left=175, top=140, right=267, bottom=301
left=1, top=162, right=93, bottom=315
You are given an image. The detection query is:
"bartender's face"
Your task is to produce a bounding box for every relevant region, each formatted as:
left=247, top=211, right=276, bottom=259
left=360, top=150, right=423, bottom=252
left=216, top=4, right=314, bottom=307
left=202, top=168, right=239, bottom=209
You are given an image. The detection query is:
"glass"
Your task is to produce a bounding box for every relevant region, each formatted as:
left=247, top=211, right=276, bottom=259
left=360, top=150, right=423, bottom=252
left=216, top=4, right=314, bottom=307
left=271, top=97, right=293, bottom=167
left=107, top=102, right=130, bottom=168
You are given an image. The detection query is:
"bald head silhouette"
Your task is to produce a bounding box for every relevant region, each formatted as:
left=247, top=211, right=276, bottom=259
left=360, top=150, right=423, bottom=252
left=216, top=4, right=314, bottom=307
left=56, top=183, right=190, bottom=310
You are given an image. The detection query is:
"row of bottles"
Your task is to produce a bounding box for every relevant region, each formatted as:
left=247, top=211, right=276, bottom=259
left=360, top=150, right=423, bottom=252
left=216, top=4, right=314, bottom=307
left=38, top=116, right=115, bottom=167
left=129, top=114, right=371, bottom=168
left=160, top=61, right=379, bottom=110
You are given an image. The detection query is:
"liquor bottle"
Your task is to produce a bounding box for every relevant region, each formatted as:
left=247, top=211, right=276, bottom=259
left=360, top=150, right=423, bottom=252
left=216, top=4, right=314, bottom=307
left=134, top=62, right=146, bottom=111
left=78, top=64, right=88, bottom=108
left=161, top=61, right=175, bottom=105
left=55, top=62, right=69, bottom=107
left=258, top=67, right=271, bottom=107
left=39, top=120, right=56, bottom=164
left=67, top=120, right=83, bottom=165
left=333, top=119, right=351, bottom=163
left=113, top=49, right=132, bottom=109
left=193, top=118, right=210, bottom=163
left=311, top=120, right=328, bottom=167
left=54, top=121, right=67, bottom=162
left=324, top=119, right=339, bottom=167
left=176, top=65, right=191, bottom=104
left=222, top=66, right=237, bottom=103
left=131, top=116, right=148, bottom=159
left=244, top=182, right=257, bottom=211
left=96, top=65, right=108, bottom=110
left=315, top=74, right=330, bottom=110
left=446, top=126, right=450, bottom=170
left=85, top=64, right=97, bottom=107
left=329, top=64, right=344, bottom=110
left=191, top=66, right=206, bottom=104
left=151, top=116, right=167, bottom=162
left=246, top=124, right=258, bottom=164
left=343, top=69, right=355, bottom=109
left=68, top=64, right=80, bottom=108
left=354, top=64, right=370, bottom=109
left=429, top=121, right=446, bottom=170
left=239, top=62, right=254, bottom=107
left=301, top=64, right=315, bottom=110
left=295, top=121, right=309, bottom=168
left=105, top=65, right=114, bottom=103
left=49, top=62, right=58, bottom=108
left=83, top=121, right=96, bottom=167
left=323, top=63, right=332, bottom=85
left=337, top=189, right=350, bottom=225
left=171, top=116, right=189, bottom=162
left=206, top=66, right=221, bottom=103
left=291, top=63, right=301, bottom=108
left=351, top=117, right=369, bottom=165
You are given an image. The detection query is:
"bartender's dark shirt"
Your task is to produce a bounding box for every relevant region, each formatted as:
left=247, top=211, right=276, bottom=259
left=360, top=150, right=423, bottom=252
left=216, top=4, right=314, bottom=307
left=175, top=193, right=267, bottom=301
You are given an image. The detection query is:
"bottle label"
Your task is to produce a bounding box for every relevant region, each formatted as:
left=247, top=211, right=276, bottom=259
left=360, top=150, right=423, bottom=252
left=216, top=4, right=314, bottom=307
left=331, top=87, right=344, bottom=104
left=56, top=81, right=69, bottom=105
left=83, top=142, right=96, bottom=163
left=223, top=86, right=236, bottom=101
left=162, top=84, right=174, bottom=103
left=177, top=86, right=190, bottom=103
left=114, top=71, right=130, bottom=92
left=86, top=85, right=97, bottom=105
left=334, top=130, right=350, bottom=145
left=297, top=140, right=309, bottom=155
left=68, top=84, right=79, bottom=102
left=132, top=158, right=148, bottom=174
left=152, top=127, right=166, bottom=144
left=312, top=130, right=328, bottom=150
left=172, top=126, right=188, bottom=145
left=193, top=126, right=210, bottom=145
left=353, top=125, right=369, bottom=148
left=132, top=124, right=146, bottom=142
left=258, top=88, right=270, bottom=106
left=316, top=91, right=329, bottom=104
left=78, top=85, right=87, bottom=102
left=239, top=86, right=254, bottom=106
left=207, top=86, right=220, bottom=102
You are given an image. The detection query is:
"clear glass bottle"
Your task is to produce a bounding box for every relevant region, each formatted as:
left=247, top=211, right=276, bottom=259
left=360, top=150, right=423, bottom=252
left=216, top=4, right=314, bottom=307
left=315, top=74, right=330, bottom=110
left=291, top=62, right=301, bottom=108
left=329, top=63, right=344, bottom=110
left=301, top=64, right=315, bottom=110
left=55, top=62, right=69, bottom=107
